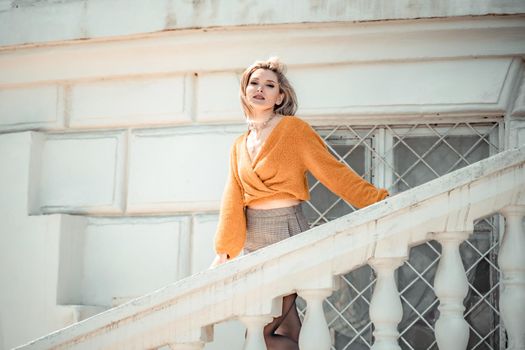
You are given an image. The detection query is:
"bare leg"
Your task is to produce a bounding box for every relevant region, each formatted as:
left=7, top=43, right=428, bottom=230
left=263, top=294, right=302, bottom=350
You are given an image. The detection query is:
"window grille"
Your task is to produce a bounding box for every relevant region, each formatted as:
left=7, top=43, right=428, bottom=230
left=298, top=120, right=502, bottom=350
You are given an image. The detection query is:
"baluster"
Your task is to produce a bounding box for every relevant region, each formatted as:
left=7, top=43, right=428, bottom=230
left=369, top=257, right=404, bottom=350
left=433, top=231, right=471, bottom=350
left=500, top=206, right=525, bottom=350
left=297, top=289, right=333, bottom=350
left=239, top=315, right=273, bottom=350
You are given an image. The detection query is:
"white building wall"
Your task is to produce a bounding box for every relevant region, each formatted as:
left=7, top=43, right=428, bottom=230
left=81, top=217, right=190, bottom=307
left=0, top=133, right=68, bottom=348
left=1, top=1, right=525, bottom=349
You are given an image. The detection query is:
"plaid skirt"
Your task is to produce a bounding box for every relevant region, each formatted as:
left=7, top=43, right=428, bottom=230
left=244, top=203, right=310, bottom=254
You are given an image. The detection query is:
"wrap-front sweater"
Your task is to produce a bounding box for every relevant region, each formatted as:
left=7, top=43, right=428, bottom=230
left=215, top=115, right=389, bottom=258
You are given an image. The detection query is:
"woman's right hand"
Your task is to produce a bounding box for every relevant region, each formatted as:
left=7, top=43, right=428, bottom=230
left=209, top=253, right=228, bottom=269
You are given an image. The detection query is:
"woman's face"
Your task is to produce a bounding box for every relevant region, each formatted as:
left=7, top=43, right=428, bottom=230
left=245, top=69, right=284, bottom=113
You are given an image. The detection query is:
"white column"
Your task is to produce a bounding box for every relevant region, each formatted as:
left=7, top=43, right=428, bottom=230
left=297, top=289, right=333, bottom=350
left=499, top=206, right=525, bottom=350
left=434, top=231, right=471, bottom=350
left=369, top=257, right=404, bottom=350
left=239, top=315, right=273, bottom=350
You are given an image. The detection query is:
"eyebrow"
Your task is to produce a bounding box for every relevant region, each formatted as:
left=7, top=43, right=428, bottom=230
left=250, top=78, right=278, bottom=84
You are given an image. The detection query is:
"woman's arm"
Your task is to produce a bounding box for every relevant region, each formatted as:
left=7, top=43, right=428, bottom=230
left=300, top=122, right=388, bottom=208
left=213, top=142, right=247, bottom=262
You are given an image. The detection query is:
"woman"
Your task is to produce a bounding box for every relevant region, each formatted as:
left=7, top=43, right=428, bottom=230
left=211, top=57, right=388, bottom=349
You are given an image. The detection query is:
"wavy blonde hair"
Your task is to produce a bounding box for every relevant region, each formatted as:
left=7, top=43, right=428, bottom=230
left=239, top=57, right=298, bottom=118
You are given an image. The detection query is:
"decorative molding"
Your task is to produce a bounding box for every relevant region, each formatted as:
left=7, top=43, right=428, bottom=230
left=34, top=130, right=126, bottom=215
left=68, top=74, right=193, bottom=128
left=126, top=125, right=243, bottom=214
left=1, top=1, right=524, bottom=47
left=0, top=17, right=523, bottom=132
left=1, top=17, right=524, bottom=86
left=0, top=84, right=64, bottom=132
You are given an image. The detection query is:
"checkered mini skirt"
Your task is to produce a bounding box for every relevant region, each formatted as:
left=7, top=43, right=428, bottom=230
left=244, top=203, right=310, bottom=254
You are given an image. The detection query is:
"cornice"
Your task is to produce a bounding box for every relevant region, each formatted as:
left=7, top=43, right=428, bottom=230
left=1, top=16, right=524, bottom=87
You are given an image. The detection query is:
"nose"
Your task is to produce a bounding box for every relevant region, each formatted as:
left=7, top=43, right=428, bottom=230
left=256, top=86, right=263, bottom=91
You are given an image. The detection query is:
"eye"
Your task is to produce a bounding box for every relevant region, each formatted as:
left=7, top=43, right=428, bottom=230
left=249, top=81, right=258, bottom=85
left=266, top=84, right=275, bottom=88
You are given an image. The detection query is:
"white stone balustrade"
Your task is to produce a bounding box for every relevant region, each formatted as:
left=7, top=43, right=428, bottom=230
left=14, top=147, right=525, bottom=350
left=499, top=206, right=525, bottom=350
left=369, top=257, right=405, bottom=350
left=433, top=231, right=471, bottom=350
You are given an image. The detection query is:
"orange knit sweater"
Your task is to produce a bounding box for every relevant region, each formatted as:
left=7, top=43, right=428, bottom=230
left=214, top=115, right=389, bottom=258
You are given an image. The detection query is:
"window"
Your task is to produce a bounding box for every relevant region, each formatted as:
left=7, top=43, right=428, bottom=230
left=299, top=120, right=502, bottom=350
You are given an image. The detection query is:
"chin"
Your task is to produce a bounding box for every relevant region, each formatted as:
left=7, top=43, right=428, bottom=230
left=249, top=102, right=271, bottom=110
left=249, top=99, right=267, bottom=105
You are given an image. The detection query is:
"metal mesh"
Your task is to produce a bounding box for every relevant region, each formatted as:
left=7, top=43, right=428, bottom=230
left=298, top=121, right=502, bottom=350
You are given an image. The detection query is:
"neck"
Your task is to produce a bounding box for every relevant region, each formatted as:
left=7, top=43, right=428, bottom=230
left=248, top=109, right=275, bottom=122
left=246, top=110, right=279, bottom=132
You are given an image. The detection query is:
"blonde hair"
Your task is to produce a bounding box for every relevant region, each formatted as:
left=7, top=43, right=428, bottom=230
left=239, top=57, right=298, bottom=118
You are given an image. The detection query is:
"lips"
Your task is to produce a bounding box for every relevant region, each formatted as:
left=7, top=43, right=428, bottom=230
left=253, top=94, right=265, bottom=100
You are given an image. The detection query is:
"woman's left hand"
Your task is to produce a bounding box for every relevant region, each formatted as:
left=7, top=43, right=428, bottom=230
left=209, top=253, right=228, bottom=269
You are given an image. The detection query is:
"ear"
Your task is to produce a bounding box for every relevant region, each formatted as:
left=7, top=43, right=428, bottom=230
left=276, top=93, right=284, bottom=105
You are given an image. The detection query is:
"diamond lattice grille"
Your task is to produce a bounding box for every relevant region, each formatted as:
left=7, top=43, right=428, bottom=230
left=298, top=121, right=502, bottom=350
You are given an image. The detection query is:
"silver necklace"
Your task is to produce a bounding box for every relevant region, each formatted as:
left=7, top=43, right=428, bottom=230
left=246, top=113, right=278, bottom=132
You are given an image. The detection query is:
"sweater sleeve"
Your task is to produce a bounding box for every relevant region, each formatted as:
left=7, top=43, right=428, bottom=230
left=300, top=122, right=389, bottom=209
left=214, top=141, right=247, bottom=259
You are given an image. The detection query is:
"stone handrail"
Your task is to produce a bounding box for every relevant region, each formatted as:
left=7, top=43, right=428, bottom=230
left=16, top=146, right=525, bottom=350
